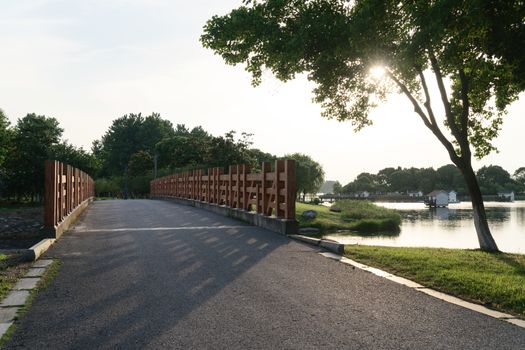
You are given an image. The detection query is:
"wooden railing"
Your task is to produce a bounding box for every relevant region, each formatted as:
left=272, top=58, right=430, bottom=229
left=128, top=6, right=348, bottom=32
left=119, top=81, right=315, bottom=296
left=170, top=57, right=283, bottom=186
left=44, top=160, right=95, bottom=230
left=150, top=160, right=296, bottom=220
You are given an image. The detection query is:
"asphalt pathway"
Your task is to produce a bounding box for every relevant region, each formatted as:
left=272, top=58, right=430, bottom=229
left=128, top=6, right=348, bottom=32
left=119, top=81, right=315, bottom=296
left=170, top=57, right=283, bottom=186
left=5, top=200, right=525, bottom=349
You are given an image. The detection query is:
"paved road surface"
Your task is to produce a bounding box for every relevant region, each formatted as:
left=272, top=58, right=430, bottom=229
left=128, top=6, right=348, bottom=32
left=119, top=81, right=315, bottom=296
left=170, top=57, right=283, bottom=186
left=5, top=200, right=525, bottom=349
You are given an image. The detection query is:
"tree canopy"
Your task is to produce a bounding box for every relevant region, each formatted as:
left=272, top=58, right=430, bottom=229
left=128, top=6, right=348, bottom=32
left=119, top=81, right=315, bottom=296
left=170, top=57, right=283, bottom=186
left=340, top=164, right=523, bottom=195
left=4, top=114, right=63, bottom=200
left=284, top=153, right=325, bottom=200
left=96, top=113, right=174, bottom=177
left=0, top=109, right=10, bottom=169
left=202, top=0, right=524, bottom=159
left=202, top=0, right=525, bottom=251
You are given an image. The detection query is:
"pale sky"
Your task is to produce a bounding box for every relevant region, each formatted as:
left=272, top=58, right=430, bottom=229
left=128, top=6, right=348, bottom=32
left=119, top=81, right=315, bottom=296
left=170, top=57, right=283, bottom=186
left=1, top=0, right=523, bottom=184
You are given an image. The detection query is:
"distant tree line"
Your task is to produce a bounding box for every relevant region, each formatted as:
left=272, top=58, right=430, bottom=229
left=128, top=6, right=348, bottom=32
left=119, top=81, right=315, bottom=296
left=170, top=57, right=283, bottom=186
left=0, top=110, right=98, bottom=202
left=333, top=165, right=525, bottom=196
left=92, top=113, right=279, bottom=197
left=0, top=110, right=325, bottom=200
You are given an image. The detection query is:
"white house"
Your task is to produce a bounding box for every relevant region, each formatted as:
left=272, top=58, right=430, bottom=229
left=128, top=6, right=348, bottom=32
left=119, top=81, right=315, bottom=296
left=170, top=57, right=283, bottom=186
left=448, top=190, right=459, bottom=203
left=498, top=191, right=515, bottom=202
left=407, top=190, right=423, bottom=197
left=425, top=190, right=449, bottom=207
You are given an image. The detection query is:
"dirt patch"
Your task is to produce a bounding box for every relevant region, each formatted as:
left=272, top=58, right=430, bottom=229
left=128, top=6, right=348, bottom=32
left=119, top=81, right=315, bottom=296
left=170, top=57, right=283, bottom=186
left=0, top=206, right=45, bottom=249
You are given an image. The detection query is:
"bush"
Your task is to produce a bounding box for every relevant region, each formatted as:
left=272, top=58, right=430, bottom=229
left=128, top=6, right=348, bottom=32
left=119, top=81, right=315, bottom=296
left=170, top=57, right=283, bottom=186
left=351, top=219, right=401, bottom=235
left=310, top=197, right=321, bottom=205
left=336, top=200, right=401, bottom=225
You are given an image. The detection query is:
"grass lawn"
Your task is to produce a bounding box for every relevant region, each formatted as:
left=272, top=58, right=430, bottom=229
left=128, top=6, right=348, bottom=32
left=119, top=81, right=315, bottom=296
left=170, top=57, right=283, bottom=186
left=296, top=200, right=401, bottom=234
left=344, top=245, right=525, bottom=318
left=0, top=254, right=32, bottom=300
left=296, top=202, right=349, bottom=234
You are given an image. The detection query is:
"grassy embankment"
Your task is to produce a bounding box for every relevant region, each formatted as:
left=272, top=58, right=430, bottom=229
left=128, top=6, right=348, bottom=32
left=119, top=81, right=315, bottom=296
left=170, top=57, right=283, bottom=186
left=296, top=200, right=401, bottom=235
left=344, top=245, right=525, bottom=318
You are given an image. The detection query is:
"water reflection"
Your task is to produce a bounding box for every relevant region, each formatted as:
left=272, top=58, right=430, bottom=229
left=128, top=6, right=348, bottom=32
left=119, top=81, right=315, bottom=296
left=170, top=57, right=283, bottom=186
left=325, top=201, right=525, bottom=254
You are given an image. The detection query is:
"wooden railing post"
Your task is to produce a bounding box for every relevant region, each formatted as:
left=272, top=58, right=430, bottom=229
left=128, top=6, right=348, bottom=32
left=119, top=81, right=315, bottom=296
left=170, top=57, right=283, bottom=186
left=242, top=164, right=249, bottom=211
left=284, top=159, right=296, bottom=220
left=274, top=160, right=285, bottom=218
left=261, top=162, right=271, bottom=216
left=44, top=160, right=57, bottom=228
left=234, top=165, right=240, bottom=208
left=227, top=165, right=232, bottom=207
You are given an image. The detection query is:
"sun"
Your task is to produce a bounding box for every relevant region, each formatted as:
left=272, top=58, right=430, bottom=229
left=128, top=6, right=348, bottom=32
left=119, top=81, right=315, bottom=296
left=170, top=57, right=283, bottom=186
left=370, top=65, right=386, bottom=79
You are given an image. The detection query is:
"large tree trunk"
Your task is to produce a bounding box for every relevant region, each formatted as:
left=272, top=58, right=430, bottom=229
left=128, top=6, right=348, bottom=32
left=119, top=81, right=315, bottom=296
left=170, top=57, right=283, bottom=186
left=456, top=160, right=499, bottom=252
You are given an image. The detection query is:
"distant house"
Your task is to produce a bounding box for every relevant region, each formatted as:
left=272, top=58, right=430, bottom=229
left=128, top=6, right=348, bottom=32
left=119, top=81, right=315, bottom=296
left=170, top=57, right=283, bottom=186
left=407, top=190, right=423, bottom=197
left=425, top=190, right=449, bottom=207
left=355, top=191, right=370, bottom=198
left=497, top=191, right=515, bottom=202
left=448, top=190, right=459, bottom=203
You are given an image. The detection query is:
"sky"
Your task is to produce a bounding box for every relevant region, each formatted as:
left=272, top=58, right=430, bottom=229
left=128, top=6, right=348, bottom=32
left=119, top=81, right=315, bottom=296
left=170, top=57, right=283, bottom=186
left=1, top=0, right=524, bottom=184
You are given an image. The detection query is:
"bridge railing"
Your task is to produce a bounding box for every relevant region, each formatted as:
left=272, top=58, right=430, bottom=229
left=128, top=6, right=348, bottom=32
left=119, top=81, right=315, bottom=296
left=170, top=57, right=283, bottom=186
left=150, top=159, right=296, bottom=220
left=44, top=160, right=95, bottom=237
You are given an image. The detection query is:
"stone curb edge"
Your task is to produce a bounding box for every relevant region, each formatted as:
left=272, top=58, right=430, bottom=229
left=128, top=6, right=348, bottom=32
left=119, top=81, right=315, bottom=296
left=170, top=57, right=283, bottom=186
left=0, top=238, right=57, bottom=262
left=26, top=239, right=56, bottom=261
left=289, top=234, right=525, bottom=330
left=288, top=234, right=344, bottom=254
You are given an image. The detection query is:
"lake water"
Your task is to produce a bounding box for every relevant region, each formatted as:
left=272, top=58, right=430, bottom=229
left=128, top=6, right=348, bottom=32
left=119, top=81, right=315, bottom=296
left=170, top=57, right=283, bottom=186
left=324, top=201, right=525, bottom=254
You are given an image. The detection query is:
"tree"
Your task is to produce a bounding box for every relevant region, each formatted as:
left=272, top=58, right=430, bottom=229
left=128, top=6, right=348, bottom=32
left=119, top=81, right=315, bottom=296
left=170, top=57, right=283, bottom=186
left=51, top=142, right=100, bottom=176
left=343, top=172, right=379, bottom=193
left=514, top=167, right=525, bottom=192
left=128, top=151, right=154, bottom=176
left=155, top=125, right=212, bottom=170
left=0, top=109, right=11, bottom=169
left=202, top=0, right=525, bottom=251
left=0, top=109, right=12, bottom=196
left=477, top=165, right=514, bottom=194
left=94, top=113, right=174, bottom=177
left=284, top=153, right=324, bottom=201
left=6, top=114, right=63, bottom=200
left=247, top=148, right=276, bottom=169
left=333, top=181, right=342, bottom=194
left=207, top=131, right=254, bottom=168
left=435, top=164, right=467, bottom=194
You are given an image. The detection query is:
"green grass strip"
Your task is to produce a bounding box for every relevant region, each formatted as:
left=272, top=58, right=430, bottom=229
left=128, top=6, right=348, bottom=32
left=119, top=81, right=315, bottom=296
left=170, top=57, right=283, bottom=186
left=344, top=245, right=525, bottom=318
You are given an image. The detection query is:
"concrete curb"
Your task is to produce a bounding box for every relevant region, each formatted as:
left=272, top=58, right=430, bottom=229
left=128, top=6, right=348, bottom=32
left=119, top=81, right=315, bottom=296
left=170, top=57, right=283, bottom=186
left=25, top=239, right=56, bottom=261
left=289, top=234, right=344, bottom=254
left=154, top=197, right=298, bottom=235
left=319, top=240, right=345, bottom=254
left=288, top=234, right=320, bottom=246
left=318, top=251, right=525, bottom=330
left=42, top=197, right=93, bottom=239
left=0, top=238, right=57, bottom=262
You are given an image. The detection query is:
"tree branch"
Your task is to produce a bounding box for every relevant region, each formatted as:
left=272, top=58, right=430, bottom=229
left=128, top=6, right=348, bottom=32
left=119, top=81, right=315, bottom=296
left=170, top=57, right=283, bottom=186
left=386, top=70, right=460, bottom=164
left=428, top=50, right=462, bottom=142
left=416, top=67, right=438, bottom=127
left=458, top=68, right=469, bottom=137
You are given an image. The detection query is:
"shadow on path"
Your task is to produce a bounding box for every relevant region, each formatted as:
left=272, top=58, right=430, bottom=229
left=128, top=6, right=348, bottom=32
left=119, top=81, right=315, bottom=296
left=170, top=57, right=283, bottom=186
left=5, top=200, right=525, bottom=349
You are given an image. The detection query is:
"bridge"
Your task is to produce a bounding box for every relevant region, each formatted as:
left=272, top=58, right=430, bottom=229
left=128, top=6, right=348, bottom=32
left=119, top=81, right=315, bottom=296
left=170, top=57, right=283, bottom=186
left=4, top=161, right=525, bottom=348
